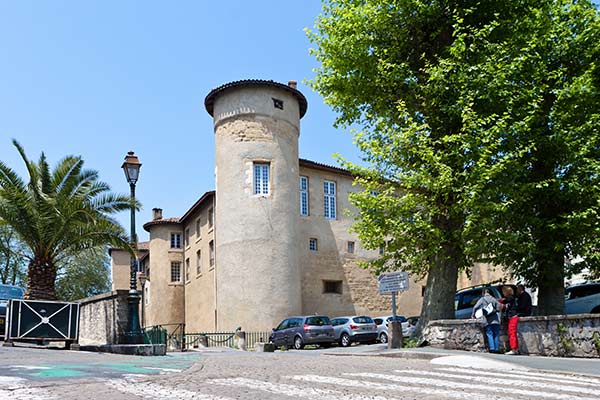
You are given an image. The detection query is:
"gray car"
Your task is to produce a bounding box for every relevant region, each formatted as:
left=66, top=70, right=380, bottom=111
left=269, top=315, right=335, bottom=350
left=330, top=316, right=378, bottom=347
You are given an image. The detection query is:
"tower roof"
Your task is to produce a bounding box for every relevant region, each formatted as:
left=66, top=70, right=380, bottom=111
left=204, top=79, right=308, bottom=118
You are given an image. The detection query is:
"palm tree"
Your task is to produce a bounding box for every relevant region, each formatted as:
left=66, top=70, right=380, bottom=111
left=0, top=140, right=134, bottom=300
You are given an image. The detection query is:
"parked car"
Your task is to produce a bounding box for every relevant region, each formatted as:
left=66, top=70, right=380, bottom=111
left=0, top=284, right=25, bottom=339
left=454, top=284, right=518, bottom=319
left=269, top=315, right=335, bottom=350
left=373, top=315, right=410, bottom=343
left=330, top=316, right=378, bottom=347
left=565, top=282, right=600, bottom=315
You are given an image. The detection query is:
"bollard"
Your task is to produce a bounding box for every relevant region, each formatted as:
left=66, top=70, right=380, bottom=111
left=388, top=321, right=403, bottom=349
left=199, top=334, right=208, bottom=348
left=236, top=330, right=247, bottom=351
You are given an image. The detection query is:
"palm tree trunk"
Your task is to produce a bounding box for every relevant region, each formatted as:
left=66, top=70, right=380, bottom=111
left=24, top=259, right=57, bottom=300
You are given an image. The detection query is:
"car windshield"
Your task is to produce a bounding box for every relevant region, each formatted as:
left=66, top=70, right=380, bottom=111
left=305, top=316, right=330, bottom=326
left=352, top=316, right=373, bottom=324
left=0, top=285, right=24, bottom=300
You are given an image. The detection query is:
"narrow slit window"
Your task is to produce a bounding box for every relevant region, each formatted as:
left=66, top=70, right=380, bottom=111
left=324, top=181, right=336, bottom=220
left=300, top=176, right=309, bottom=216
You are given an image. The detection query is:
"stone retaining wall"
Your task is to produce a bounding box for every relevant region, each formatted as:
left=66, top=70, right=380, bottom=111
left=77, top=290, right=130, bottom=346
left=422, top=314, right=600, bottom=358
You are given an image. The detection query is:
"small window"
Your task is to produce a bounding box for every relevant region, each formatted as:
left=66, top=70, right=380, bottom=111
left=209, top=240, right=215, bottom=267
left=144, top=284, right=150, bottom=305
left=185, top=228, right=190, bottom=247
left=196, top=250, right=202, bottom=275
left=272, top=98, right=284, bottom=110
left=347, top=241, right=355, bottom=254
left=171, top=233, right=181, bottom=249
left=300, top=176, right=309, bottom=216
left=254, top=163, right=270, bottom=195
left=309, top=238, right=318, bottom=251
left=185, top=258, right=190, bottom=282
left=379, top=245, right=385, bottom=255
left=196, top=218, right=201, bottom=239
left=323, top=280, right=342, bottom=294
left=170, top=262, right=181, bottom=283
left=324, top=181, right=336, bottom=220
left=208, top=208, right=214, bottom=229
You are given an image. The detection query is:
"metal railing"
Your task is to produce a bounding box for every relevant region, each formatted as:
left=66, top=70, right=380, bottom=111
left=185, top=330, right=271, bottom=350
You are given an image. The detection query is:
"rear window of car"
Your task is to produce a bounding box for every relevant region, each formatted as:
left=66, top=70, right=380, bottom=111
left=374, top=318, right=384, bottom=325
left=387, top=315, right=407, bottom=323
left=305, top=316, right=331, bottom=326
left=352, top=316, right=373, bottom=324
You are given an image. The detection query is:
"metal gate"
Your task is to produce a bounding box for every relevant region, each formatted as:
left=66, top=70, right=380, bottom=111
left=6, top=299, right=80, bottom=341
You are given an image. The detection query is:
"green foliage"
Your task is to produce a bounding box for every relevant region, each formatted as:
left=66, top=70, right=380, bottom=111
left=0, top=225, right=27, bottom=285
left=308, top=0, right=600, bottom=317
left=55, top=246, right=112, bottom=301
left=556, top=322, right=573, bottom=355
left=0, top=140, right=136, bottom=299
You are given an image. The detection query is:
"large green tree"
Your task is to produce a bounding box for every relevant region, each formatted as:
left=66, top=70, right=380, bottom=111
left=467, top=0, right=600, bottom=314
left=0, top=140, right=133, bottom=300
left=308, top=0, right=517, bottom=331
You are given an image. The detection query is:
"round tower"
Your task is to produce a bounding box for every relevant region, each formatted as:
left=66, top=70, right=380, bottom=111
left=205, top=80, right=307, bottom=331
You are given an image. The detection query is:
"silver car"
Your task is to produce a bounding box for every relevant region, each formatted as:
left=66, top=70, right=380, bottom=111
left=330, top=316, right=378, bottom=347
left=374, top=315, right=410, bottom=343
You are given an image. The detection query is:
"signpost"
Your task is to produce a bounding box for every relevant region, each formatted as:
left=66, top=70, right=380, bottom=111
left=378, top=271, right=409, bottom=349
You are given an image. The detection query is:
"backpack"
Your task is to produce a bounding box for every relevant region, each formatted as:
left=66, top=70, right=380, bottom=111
left=482, top=302, right=496, bottom=317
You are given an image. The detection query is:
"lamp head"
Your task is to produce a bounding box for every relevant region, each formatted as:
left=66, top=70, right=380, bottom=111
left=122, top=151, right=142, bottom=184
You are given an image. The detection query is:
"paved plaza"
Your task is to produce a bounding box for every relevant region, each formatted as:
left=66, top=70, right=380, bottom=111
left=2, top=345, right=600, bottom=400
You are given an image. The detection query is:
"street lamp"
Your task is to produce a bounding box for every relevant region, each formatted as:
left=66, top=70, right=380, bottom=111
left=138, top=272, right=147, bottom=329
left=122, top=151, right=143, bottom=344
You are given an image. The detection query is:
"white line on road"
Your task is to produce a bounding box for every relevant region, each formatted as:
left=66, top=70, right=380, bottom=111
left=289, top=374, right=515, bottom=400
left=210, top=377, right=396, bottom=400
left=394, top=369, right=600, bottom=396
left=107, top=379, right=232, bottom=400
left=437, top=367, right=600, bottom=387
left=345, top=372, right=598, bottom=400
left=142, top=367, right=183, bottom=373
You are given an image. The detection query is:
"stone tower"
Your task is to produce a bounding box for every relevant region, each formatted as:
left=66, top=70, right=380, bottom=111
left=205, top=80, right=308, bottom=331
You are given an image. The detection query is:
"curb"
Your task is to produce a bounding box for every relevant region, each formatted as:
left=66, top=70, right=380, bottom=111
left=321, top=349, right=451, bottom=360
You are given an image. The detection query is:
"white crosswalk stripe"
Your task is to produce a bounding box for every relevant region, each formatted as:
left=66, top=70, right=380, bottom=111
left=210, top=377, right=396, bottom=400
left=439, top=366, right=600, bottom=387
left=394, top=369, right=600, bottom=396
left=345, top=372, right=599, bottom=400
left=106, top=379, right=232, bottom=400
left=289, top=374, right=515, bottom=400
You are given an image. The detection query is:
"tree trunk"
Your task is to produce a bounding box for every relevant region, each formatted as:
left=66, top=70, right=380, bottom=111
left=415, top=245, right=461, bottom=338
left=24, top=258, right=57, bottom=300
left=536, top=250, right=565, bottom=315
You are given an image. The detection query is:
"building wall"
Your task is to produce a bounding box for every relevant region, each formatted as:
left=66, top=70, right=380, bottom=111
left=145, top=224, right=185, bottom=328
left=182, top=198, right=217, bottom=332
left=110, top=249, right=131, bottom=291
left=211, top=85, right=303, bottom=331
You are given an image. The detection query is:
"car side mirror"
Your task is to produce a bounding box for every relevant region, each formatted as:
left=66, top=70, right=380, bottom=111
left=272, top=328, right=276, bottom=332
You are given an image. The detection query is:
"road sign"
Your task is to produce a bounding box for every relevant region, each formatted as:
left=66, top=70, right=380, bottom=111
left=378, top=271, right=409, bottom=294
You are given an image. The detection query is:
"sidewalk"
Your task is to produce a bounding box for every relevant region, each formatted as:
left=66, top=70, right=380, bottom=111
left=321, top=344, right=600, bottom=377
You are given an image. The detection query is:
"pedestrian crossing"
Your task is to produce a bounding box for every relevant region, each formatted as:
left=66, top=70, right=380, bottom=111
left=1, top=363, right=599, bottom=399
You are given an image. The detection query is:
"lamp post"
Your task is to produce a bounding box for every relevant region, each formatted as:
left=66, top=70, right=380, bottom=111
left=138, top=272, right=147, bottom=329
left=122, top=151, right=143, bottom=344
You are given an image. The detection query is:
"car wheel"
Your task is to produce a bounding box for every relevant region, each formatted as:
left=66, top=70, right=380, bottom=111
left=340, top=333, right=351, bottom=347
left=293, top=336, right=304, bottom=350
left=379, top=332, right=388, bottom=344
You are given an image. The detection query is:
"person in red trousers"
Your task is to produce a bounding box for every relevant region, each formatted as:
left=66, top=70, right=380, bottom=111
left=501, top=286, right=519, bottom=355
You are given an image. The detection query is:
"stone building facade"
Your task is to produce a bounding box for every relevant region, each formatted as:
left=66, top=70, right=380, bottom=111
left=111, top=80, right=505, bottom=333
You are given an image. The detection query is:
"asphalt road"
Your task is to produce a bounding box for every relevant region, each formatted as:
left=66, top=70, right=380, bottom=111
left=1, top=345, right=600, bottom=400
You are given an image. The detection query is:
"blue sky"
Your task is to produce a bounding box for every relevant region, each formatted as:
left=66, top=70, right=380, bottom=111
left=0, top=1, right=362, bottom=241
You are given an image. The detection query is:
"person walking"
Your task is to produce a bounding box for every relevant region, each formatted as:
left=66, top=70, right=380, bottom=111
left=502, top=286, right=519, bottom=355
left=472, top=288, right=502, bottom=353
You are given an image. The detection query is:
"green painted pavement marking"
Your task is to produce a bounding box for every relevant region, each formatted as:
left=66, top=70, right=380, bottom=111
left=32, top=368, right=88, bottom=378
